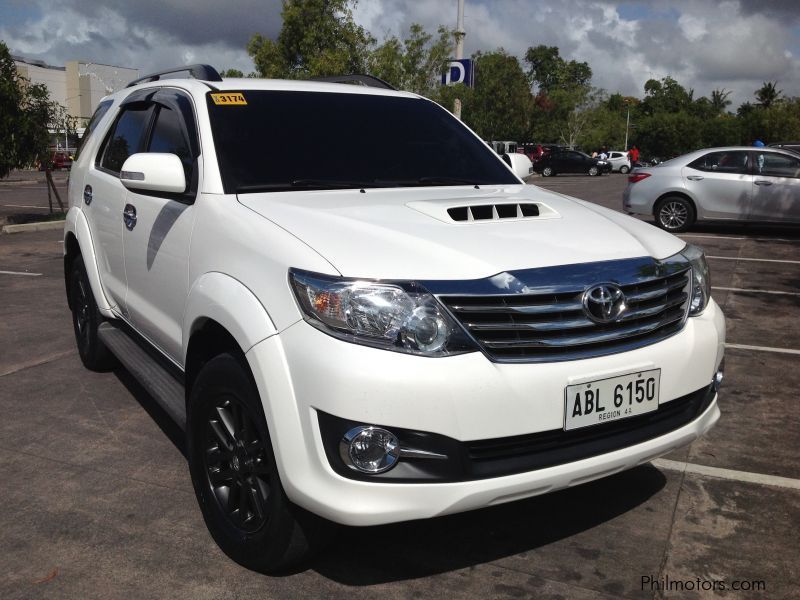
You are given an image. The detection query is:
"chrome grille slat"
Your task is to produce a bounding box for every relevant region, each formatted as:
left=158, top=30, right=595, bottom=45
left=481, top=309, right=685, bottom=349
left=438, top=261, right=691, bottom=363
left=449, top=300, right=582, bottom=315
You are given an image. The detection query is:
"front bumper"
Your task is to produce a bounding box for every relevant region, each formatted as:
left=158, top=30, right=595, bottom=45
left=245, top=299, right=725, bottom=526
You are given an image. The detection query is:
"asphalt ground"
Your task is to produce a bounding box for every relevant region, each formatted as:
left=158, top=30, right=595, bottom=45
left=0, top=173, right=798, bottom=599
left=0, top=170, right=69, bottom=223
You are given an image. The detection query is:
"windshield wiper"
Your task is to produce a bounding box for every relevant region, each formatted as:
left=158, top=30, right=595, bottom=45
left=236, top=179, right=377, bottom=193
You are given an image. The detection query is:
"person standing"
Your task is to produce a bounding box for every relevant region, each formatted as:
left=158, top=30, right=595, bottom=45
left=630, top=146, right=640, bottom=163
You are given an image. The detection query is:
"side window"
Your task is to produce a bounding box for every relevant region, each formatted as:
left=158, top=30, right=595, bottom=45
left=75, top=99, right=113, bottom=161
left=688, top=151, right=749, bottom=174
left=756, top=152, right=800, bottom=178
left=148, top=105, right=193, bottom=181
left=98, top=105, right=154, bottom=174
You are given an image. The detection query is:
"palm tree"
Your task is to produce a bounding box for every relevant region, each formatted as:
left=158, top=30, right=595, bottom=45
left=710, top=88, right=732, bottom=115
left=755, top=81, right=782, bottom=108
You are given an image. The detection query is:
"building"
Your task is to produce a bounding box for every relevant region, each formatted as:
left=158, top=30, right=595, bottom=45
left=14, top=56, right=138, bottom=125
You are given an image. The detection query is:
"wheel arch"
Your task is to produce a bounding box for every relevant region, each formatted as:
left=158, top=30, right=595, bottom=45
left=653, top=191, right=697, bottom=217
left=63, top=207, right=114, bottom=315
left=183, top=272, right=280, bottom=379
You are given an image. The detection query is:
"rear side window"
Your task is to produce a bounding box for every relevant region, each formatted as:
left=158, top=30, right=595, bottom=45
left=688, top=151, right=749, bottom=174
left=755, top=152, right=800, bottom=178
left=75, top=99, right=113, bottom=161
left=98, top=105, right=154, bottom=174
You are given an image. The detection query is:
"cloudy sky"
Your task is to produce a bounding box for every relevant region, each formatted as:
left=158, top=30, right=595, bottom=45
left=3, top=0, right=799, bottom=108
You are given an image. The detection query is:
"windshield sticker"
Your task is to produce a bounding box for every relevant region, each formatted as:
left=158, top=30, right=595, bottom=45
left=210, top=92, right=247, bottom=106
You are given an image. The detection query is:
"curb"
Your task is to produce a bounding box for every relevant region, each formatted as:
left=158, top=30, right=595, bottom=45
left=2, top=220, right=65, bottom=234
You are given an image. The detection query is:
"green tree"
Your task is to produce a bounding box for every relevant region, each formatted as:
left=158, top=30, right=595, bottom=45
left=443, top=50, right=530, bottom=141
left=368, top=23, right=452, bottom=95
left=248, top=0, right=374, bottom=79
left=640, top=76, right=693, bottom=115
left=220, top=68, right=245, bottom=78
left=524, top=45, right=591, bottom=93
left=710, top=88, right=732, bottom=115
left=755, top=81, right=782, bottom=108
left=0, top=41, right=67, bottom=179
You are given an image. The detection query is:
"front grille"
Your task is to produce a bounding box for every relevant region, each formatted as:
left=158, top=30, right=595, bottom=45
left=438, top=259, right=691, bottom=363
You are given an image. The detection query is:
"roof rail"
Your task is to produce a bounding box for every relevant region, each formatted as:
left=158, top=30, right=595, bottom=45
left=310, top=74, right=396, bottom=90
left=126, top=64, right=222, bottom=88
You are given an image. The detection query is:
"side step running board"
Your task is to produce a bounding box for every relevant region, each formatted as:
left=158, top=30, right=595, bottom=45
left=98, top=322, right=187, bottom=429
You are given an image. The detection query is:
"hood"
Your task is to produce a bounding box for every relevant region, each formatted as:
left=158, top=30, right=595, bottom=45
left=237, top=185, right=685, bottom=280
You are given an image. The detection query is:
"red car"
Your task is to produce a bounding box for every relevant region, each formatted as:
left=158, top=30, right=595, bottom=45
left=39, top=151, right=72, bottom=170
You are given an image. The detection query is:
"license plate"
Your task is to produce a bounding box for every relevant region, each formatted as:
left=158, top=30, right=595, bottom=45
left=564, top=369, right=661, bottom=431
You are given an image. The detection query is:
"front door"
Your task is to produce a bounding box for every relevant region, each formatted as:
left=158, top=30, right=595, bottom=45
left=84, top=103, right=155, bottom=311
left=121, top=90, right=200, bottom=363
left=750, top=150, right=800, bottom=223
left=682, top=150, right=752, bottom=220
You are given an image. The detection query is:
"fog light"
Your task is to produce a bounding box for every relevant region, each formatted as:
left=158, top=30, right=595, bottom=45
left=339, top=426, right=400, bottom=473
left=713, top=370, right=724, bottom=392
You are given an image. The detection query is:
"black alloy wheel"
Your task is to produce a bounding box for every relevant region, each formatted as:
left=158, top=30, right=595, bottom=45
left=187, top=353, right=334, bottom=572
left=203, top=393, right=272, bottom=534
left=588, top=166, right=599, bottom=176
left=542, top=166, right=554, bottom=177
left=69, top=256, right=115, bottom=370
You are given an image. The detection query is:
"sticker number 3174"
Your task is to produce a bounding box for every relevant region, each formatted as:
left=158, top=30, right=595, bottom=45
left=210, top=93, right=247, bottom=105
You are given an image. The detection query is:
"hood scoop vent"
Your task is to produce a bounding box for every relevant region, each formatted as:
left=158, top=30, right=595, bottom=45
left=406, top=198, right=561, bottom=224
left=447, top=203, right=542, bottom=222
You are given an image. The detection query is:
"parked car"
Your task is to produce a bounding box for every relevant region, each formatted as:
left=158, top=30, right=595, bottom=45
left=38, top=151, right=73, bottom=171
left=624, top=146, right=800, bottom=232
left=533, top=150, right=612, bottom=176
left=769, top=141, right=800, bottom=155
left=64, top=65, right=724, bottom=572
left=606, top=150, right=632, bottom=173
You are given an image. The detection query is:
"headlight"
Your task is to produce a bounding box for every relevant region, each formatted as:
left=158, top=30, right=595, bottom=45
left=289, top=269, right=477, bottom=356
left=680, top=244, right=710, bottom=315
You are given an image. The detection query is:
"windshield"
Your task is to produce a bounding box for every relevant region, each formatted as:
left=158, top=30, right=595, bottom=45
left=206, top=90, right=519, bottom=193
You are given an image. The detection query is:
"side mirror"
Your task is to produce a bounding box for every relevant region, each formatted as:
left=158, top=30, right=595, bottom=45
left=504, top=153, right=533, bottom=180
left=120, top=153, right=186, bottom=194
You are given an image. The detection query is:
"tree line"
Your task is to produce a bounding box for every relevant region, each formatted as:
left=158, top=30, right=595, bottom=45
left=236, top=0, right=800, bottom=160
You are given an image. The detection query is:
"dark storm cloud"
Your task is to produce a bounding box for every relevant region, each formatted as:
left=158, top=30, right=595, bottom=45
left=738, top=0, right=800, bottom=24
left=63, top=0, right=283, bottom=46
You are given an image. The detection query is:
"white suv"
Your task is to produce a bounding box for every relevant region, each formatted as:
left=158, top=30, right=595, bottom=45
left=64, top=65, right=725, bottom=572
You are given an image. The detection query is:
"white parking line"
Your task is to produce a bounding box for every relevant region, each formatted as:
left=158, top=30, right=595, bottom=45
left=0, top=270, right=42, bottom=277
left=707, top=255, right=800, bottom=265
left=1, top=204, right=50, bottom=209
left=681, top=234, right=800, bottom=244
left=713, top=286, right=800, bottom=297
left=725, top=343, right=800, bottom=356
left=653, top=459, right=800, bottom=491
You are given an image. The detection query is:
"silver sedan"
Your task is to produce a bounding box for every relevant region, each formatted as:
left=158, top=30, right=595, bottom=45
left=623, top=146, right=800, bottom=232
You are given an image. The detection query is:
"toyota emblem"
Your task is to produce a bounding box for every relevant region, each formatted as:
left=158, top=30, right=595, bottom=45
left=583, top=284, right=627, bottom=323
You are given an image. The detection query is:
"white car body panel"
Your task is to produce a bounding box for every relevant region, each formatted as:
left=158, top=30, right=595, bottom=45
left=237, top=185, right=684, bottom=279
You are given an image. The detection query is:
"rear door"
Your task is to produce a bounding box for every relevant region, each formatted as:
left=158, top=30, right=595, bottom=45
left=121, top=89, right=200, bottom=363
left=83, top=100, right=155, bottom=311
left=750, top=150, right=800, bottom=223
left=682, top=150, right=752, bottom=219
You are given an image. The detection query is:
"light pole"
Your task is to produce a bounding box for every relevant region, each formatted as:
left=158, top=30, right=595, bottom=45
left=623, top=101, right=631, bottom=151
left=453, top=0, right=465, bottom=120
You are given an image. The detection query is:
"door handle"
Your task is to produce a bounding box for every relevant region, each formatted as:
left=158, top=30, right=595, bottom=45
left=754, top=180, right=773, bottom=186
left=686, top=175, right=704, bottom=181
left=123, top=204, right=137, bottom=230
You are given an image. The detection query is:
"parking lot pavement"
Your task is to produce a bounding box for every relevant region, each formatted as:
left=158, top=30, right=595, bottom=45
left=0, top=171, right=69, bottom=222
left=1, top=179, right=799, bottom=599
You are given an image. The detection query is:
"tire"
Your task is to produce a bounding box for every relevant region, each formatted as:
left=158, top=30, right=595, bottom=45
left=69, top=256, right=115, bottom=371
left=187, top=353, right=334, bottom=573
left=655, top=196, right=696, bottom=233
left=588, top=166, right=599, bottom=176
left=619, top=165, right=630, bottom=174
left=542, top=166, right=554, bottom=177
